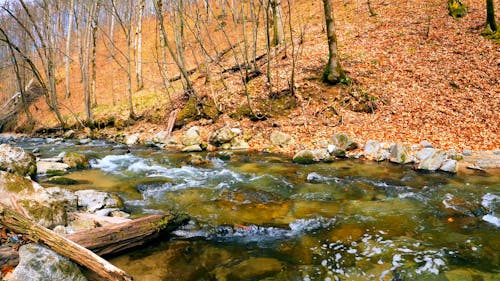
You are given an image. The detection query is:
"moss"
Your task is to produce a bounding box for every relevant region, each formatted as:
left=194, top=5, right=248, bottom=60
left=3, top=172, right=35, bottom=194
left=46, top=169, right=67, bottom=177
left=19, top=200, right=67, bottom=228
left=448, top=0, right=467, bottom=18
left=63, top=152, right=90, bottom=169
left=175, top=97, right=220, bottom=127
left=46, top=177, right=80, bottom=185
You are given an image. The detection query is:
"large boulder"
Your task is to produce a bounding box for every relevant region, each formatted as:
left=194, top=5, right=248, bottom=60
left=210, top=127, right=241, bottom=146
left=0, top=172, right=74, bottom=228
left=417, top=149, right=447, bottom=171
left=389, top=143, right=414, bottom=164
left=182, top=126, right=202, bottom=147
left=331, top=133, right=359, bottom=151
left=75, top=189, right=123, bottom=213
left=62, top=152, right=90, bottom=169
left=270, top=131, right=292, bottom=147
left=0, top=144, right=36, bottom=179
left=8, top=244, right=87, bottom=281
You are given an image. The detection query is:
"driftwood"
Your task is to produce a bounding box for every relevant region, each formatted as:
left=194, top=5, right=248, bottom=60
left=0, top=246, right=18, bottom=268
left=0, top=204, right=133, bottom=281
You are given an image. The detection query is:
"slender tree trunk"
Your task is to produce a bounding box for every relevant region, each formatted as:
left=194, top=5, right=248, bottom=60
left=321, top=0, right=346, bottom=85
left=486, top=0, right=497, bottom=32
left=65, top=0, right=75, bottom=99
left=109, top=13, right=117, bottom=105
left=91, top=1, right=101, bottom=108
left=135, top=0, right=145, bottom=91
left=271, top=0, right=285, bottom=46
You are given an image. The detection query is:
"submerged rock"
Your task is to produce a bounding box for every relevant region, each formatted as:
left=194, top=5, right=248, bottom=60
left=214, top=257, right=283, bottom=280
left=0, top=144, right=37, bottom=179
left=182, top=126, right=202, bottom=147
left=9, top=244, right=87, bottom=281
left=270, top=131, right=292, bottom=147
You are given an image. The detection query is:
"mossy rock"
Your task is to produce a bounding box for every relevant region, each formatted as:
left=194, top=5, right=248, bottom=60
left=46, top=177, right=81, bottom=185
left=448, top=0, right=467, bottom=18
left=63, top=152, right=90, bottom=169
left=0, top=144, right=37, bottom=179
left=0, top=171, right=36, bottom=194
left=175, top=97, right=220, bottom=127
left=19, top=199, right=68, bottom=228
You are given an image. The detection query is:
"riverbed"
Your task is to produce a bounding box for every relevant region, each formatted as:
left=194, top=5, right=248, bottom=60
left=5, top=136, right=500, bottom=280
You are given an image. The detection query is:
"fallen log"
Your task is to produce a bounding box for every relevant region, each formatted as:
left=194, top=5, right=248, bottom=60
left=65, top=212, right=182, bottom=256
left=0, top=204, right=133, bottom=281
left=0, top=211, right=187, bottom=271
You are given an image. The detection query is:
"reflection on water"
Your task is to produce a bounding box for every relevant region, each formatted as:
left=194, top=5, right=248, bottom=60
left=4, top=136, right=499, bottom=280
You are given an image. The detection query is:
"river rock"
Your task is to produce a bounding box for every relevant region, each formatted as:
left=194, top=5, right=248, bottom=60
left=36, top=161, right=69, bottom=175
left=389, top=143, right=414, bottom=164
left=331, top=133, right=359, bottom=151
left=182, top=126, right=202, bottom=146
left=152, top=131, right=177, bottom=146
left=210, top=127, right=240, bottom=146
left=364, top=140, right=390, bottom=161
left=0, top=171, right=74, bottom=228
left=214, top=257, right=283, bottom=280
left=63, top=130, right=75, bottom=139
left=419, top=140, right=434, bottom=148
left=75, top=190, right=123, bottom=213
left=230, top=136, right=249, bottom=150
left=441, top=194, right=489, bottom=217
left=185, top=154, right=212, bottom=167
left=293, top=149, right=331, bottom=164
left=270, top=131, right=292, bottom=147
left=0, top=144, right=37, bottom=179
left=182, top=145, right=203, bottom=152
left=440, top=159, right=458, bottom=173
left=8, top=244, right=87, bottom=281
left=417, top=149, right=446, bottom=171
left=62, top=152, right=90, bottom=169
left=124, top=133, right=140, bottom=145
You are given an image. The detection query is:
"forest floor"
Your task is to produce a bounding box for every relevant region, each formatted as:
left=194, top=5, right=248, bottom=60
left=7, top=0, right=500, bottom=154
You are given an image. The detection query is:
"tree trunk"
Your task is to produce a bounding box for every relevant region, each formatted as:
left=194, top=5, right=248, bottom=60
left=321, top=0, right=346, bottom=85
left=0, top=204, right=133, bottom=281
left=65, top=0, right=75, bottom=99
left=271, top=0, right=285, bottom=46
left=486, top=0, right=497, bottom=32
left=91, top=1, right=101, bottom=108
left=135, top=0, right=145, bottom=91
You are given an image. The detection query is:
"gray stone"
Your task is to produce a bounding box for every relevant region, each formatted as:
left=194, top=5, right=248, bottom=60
left=9, top=244, right=87, bottom=281
left=182, top=145, right=203, bottom=152
left=0, top=144, right=37, bottom=179
left=417, top=150, right=446, bottom=171
left=389, top=143, right=414, bottom=164
left=75, top=190, right=123, bottom=213
left=327, top=144, right=337, bottom=154
left=416, top=148, right=437, bottom=161
left=124, top=133, right=140, bottom=145
left=36, top=161, right=69, bottom=175
left=182, top=126, right=202, bottom=146
left=77, top=138, right=91, bottom=145
left=63, top=130, right=75, bottom=139
left=364, top=140, right=380, bottom=155
left=332, top=149, right=346, bottom=158
left=419, top=140, right=434, bottom=148
left=270, top=131, right=292, bottom=147
left=293, top=150, right=316, bottom=164
left=152, top=131, right=177, bottom=145
left=210, top=127, right=240, bottom=145
left=230, top=137, right=249, bottom=150
left=440, top=159, right=458, bottom=173
left=462, top=150, right=472, bottom=156
left=331, top=133, right=359, bottom=151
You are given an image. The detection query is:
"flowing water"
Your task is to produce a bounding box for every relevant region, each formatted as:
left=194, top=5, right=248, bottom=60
left=3, top=136, right=500, bottom=280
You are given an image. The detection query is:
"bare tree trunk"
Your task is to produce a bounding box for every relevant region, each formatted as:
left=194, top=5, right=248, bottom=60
left=271, top=0, right=285, bottom=46
left=321, top=0, right=346, bottom=85
left=486, top=0, right=497, bottom=32
left=109, top=12, right=117, bottom=105
left=65, top=0, right=75, bottom=99
left=91, top=1, right=101, bottom=108
left=154, top=0, right=196, bottom=98
left=135, top=0, right=145, bottom=91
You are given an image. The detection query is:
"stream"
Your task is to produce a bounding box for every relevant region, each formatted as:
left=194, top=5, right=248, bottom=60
left=4, top=136, right=500, bottom=280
